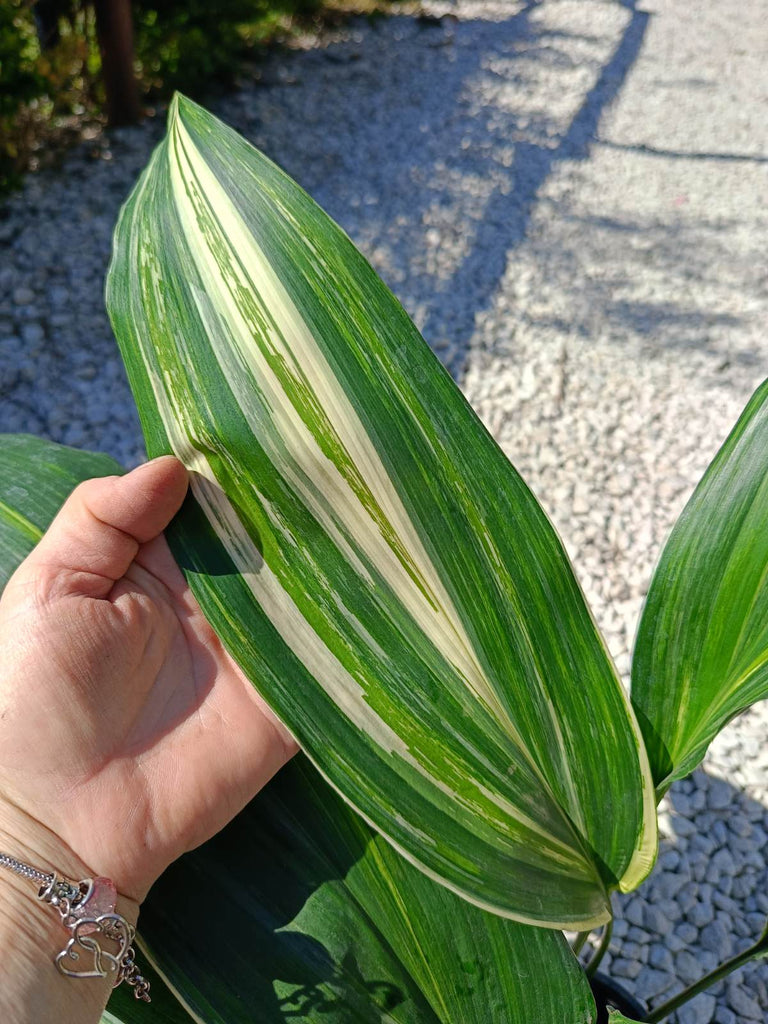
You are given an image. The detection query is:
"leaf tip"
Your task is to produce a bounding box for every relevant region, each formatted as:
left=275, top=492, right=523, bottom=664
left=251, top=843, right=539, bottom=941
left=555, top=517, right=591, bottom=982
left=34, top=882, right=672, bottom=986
left=168, top=91, right=196, bottom=129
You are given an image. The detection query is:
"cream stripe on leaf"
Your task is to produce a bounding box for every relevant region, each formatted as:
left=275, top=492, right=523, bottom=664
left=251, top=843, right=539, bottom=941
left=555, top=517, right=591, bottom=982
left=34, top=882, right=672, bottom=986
left=107, top=94, right=657, bottom=928
left=632, top=380, right=768, bottom=798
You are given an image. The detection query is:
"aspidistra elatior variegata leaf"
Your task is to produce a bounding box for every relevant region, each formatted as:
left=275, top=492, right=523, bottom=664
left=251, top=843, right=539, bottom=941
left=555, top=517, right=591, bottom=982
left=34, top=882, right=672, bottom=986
left=632, top=380, right=768, bottom=797
left=107, top=94, right=657, bottom=927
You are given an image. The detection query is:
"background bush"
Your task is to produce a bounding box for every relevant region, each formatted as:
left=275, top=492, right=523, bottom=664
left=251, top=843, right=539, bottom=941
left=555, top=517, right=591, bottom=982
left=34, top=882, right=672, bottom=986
left=133, top=0, right=323, bottom=98
left=1, top=0, right=107, bottom=193
left=0, top=0, right=327, bottom=195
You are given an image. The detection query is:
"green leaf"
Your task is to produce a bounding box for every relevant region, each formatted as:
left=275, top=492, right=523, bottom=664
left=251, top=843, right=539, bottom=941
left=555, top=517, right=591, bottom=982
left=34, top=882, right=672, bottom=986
left=0, top=433, right=121, bottom=591
left=0, top=435, right=597, bottom=1022
left=632, top=380, right=768, bottom=795
left=137, top=755, right=598, bottom=1024
left=607, top=1013, right=643, bottom=1024
left=106, top=93, right=657, bottom=927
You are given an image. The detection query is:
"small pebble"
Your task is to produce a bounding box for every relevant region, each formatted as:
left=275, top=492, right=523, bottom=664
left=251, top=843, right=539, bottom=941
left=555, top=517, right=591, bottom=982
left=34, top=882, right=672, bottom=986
left=713, top=1010, right=736, bottom=1024
left=649, top=943, right=674, bottom=971
left=676, top=993, right=716, bottom=1024
left=636, top=966, right=675, bottom=999
left=644, top=905, right=673, bottom=936
left=611, top=957, right=642, bottom=980
left=688, top=902, right=715, bottom=928
left=700, top=920, right=732, bottom=959
left=727, top=983, right=763, bottom=1019
left=708, top=780, right=732, bottom=811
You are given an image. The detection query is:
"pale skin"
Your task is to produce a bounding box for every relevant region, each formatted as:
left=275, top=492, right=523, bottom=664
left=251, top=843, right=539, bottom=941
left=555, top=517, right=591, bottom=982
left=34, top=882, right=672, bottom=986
left=0, top=456, right=298, bottom=1023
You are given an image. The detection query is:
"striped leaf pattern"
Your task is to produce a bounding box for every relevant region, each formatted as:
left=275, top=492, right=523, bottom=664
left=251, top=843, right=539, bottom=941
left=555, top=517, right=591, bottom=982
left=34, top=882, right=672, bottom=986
left=0, top=433, right=597, bottom=1024
left=632, top=380, right=768, bottom=796
left=107, top=94, right=656, bottom=927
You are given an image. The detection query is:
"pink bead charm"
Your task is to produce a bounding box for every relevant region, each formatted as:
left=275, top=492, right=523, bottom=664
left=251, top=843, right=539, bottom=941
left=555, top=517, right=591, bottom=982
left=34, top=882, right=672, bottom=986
left=71, top=877, right=117, bottom=935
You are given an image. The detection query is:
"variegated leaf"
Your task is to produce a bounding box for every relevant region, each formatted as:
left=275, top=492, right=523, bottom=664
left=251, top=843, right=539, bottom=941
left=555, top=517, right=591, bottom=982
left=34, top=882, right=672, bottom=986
left=106, top=94, right=657, bottom=927
left=632, top=380, right=768, bottom=796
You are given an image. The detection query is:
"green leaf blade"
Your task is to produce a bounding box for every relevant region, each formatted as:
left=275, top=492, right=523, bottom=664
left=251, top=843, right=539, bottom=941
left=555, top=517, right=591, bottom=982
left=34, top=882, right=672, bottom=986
left=106, top=93, right=656, bottom=926
left=0, top=434, right=122, bottom=592
left=140, top=756, right=598, bottom=1024
left=632, top=380, right=768, bottom=795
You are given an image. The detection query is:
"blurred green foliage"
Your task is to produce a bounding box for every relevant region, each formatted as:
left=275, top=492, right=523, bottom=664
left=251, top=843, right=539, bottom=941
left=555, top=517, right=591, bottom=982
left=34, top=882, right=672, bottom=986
left=0, top=0, right=96, bottom=193
left=1, top=1, right=46, bottom=192
left=134, top=0, right=322, bottom=97
left=0, top=0, right=325, bottom=195
left=0, top=3, right=43, bottom=117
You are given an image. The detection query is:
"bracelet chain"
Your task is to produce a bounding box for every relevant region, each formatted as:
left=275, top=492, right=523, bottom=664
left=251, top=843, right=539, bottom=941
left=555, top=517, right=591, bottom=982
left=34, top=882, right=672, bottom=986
left=0, top=851, right=53, bottom=885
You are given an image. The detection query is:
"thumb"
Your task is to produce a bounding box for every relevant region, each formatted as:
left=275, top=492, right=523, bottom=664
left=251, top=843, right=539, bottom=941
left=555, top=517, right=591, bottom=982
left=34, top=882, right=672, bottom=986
left=17, top=455, right=189, bottom=600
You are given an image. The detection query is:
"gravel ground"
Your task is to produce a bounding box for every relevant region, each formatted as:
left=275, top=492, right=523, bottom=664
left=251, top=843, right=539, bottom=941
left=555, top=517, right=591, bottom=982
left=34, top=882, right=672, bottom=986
left=1, top=0, right=767, bottom=1020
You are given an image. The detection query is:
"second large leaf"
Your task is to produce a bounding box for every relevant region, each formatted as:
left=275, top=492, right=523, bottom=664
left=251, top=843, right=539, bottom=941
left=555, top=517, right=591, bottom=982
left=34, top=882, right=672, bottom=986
left=107, top=94, right=656, bottom=927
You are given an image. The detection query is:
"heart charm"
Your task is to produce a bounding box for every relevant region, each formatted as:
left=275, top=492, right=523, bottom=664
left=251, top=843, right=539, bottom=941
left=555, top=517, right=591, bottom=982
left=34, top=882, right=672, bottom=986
left=55, top=915, right=131, bottom=981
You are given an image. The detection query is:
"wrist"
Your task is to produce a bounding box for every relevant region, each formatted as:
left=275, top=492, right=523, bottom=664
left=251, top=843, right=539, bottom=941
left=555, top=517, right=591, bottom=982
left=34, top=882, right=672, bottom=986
left=0, top=799, right=142, bottom=1023
left=0, top=798, right=140, bottom=929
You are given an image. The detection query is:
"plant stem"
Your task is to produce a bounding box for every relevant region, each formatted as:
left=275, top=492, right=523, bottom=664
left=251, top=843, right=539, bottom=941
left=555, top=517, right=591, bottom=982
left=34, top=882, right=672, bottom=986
left=585, top=918, right=613, bottom=979
left=572, top=931, right=591, bottom=956
left=645, top=937, right=768, bottom=1022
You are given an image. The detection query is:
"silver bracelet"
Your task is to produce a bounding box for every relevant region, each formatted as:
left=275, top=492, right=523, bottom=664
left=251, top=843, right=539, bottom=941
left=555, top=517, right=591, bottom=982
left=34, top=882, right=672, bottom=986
left=0, top=851, right=151, bottom=1002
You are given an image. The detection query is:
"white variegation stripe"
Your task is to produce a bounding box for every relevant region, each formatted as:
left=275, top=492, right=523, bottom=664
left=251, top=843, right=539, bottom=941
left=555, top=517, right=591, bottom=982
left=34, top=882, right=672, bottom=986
left=167, top=117, right=515, bottom=724
left=129, top=157, right=589, bottom=867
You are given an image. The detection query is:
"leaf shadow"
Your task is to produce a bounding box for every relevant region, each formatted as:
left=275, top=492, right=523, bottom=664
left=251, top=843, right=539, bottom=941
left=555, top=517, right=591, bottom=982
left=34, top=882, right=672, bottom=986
left=222, top=0, right=651, bottom=381
left=136, top=756, right=411, bottom=1023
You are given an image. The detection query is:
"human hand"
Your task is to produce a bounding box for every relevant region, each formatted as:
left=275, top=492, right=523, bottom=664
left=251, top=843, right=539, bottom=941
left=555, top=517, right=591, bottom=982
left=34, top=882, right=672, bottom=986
left=0, top=456, right=297, bottom=906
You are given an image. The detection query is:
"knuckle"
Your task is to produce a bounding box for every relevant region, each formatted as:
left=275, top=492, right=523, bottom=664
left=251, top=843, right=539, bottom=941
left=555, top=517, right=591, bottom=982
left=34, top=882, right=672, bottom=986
left=69, top=475, right=117, bottom=509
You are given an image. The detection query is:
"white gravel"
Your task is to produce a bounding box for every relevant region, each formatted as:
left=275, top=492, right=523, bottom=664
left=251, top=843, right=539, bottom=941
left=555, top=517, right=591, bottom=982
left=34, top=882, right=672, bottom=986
left=1, top=0, right=766, bottom=1020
